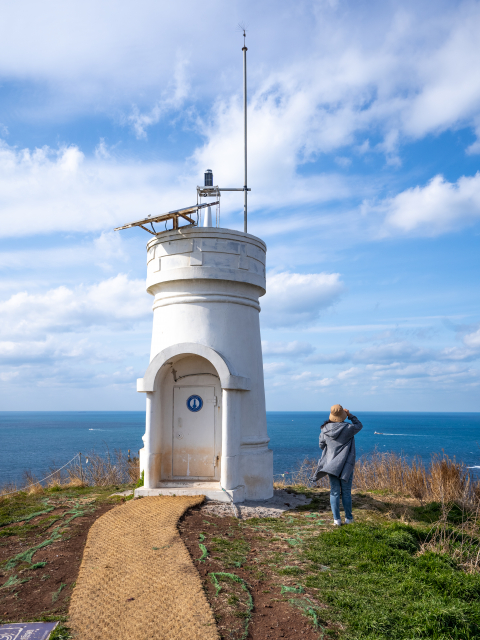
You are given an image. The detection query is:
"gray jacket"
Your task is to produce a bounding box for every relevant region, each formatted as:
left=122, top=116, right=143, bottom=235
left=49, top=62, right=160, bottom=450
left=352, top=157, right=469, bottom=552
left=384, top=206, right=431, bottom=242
left=310, top=415, right=363, bottom=482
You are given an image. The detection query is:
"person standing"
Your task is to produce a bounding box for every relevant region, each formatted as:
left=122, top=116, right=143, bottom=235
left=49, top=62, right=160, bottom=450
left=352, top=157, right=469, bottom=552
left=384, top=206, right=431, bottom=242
left=310, top=404, right=363, bottom=526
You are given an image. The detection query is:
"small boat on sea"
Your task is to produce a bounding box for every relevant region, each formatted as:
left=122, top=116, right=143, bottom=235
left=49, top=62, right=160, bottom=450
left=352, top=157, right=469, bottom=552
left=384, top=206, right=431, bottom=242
left=374, top=431, right=384, bottom=435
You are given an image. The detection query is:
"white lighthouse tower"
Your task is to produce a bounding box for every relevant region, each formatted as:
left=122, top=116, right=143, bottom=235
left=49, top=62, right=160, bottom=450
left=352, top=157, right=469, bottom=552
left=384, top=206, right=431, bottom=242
left=115, top=40, right=273, bottom=503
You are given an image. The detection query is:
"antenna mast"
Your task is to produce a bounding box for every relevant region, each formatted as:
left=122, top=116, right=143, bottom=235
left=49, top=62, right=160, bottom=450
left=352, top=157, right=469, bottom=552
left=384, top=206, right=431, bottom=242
left=242, top=28, right=248, bottom=233
left=114, top=31, right=252, bottom=238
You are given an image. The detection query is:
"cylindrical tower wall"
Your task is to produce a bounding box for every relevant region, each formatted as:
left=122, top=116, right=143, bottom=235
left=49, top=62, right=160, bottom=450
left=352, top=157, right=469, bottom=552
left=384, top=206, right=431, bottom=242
left=144, top=227, right=271, bottom=499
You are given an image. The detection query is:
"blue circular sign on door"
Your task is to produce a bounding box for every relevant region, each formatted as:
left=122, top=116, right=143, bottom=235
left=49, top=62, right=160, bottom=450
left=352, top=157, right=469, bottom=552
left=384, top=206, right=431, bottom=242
left=186, top=395, right=203, bottom=412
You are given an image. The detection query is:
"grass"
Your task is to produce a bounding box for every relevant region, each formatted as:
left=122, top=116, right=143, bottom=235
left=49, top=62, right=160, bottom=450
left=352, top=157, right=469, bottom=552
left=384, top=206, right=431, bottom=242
left=0, top=481, right=131, bottom=628
left=52, top=583, right=67, bottom=603
left=2, top=450, right=480, bottom=639
left=210, top=572, right=253, bottom=640
left=210, top=536, right=250, bottom=568
left=50, top=626, right=72, bottom=640
left=0, top=495, right=55, bottom=527
left=303, top=521, right=480, bottom=639
left=230, top=478, right=480, bottom=639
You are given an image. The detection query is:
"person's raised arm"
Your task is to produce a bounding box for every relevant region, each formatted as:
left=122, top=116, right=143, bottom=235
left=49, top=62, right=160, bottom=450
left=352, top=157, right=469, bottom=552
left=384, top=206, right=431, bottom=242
left=344, top=410, right=363, bottom=435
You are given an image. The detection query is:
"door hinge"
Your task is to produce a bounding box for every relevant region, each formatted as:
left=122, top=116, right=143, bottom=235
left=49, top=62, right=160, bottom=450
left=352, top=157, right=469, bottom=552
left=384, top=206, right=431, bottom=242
left=207, top=396, right=217, bottom=405
left=213, top=455, right=219, bottom=467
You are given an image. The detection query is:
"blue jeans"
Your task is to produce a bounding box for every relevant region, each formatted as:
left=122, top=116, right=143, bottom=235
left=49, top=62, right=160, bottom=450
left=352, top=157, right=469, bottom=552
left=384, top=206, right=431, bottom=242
left=328, top=473, right=353, bottom=521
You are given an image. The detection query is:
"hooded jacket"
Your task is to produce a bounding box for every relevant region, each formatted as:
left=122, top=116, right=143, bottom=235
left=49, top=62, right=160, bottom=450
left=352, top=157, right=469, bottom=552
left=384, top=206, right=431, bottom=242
left=310, top=414, right=363, bottom=482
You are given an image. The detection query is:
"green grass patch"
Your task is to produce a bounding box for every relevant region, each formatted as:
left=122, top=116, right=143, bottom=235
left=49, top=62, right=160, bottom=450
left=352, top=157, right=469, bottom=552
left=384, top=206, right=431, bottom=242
left=210, top=572, right=253, bottom=640
left=366, top=488, right=391, bottom=496
left=49, top=625, right=72, bottom=640
left=278, top=565, right=303, bottom=576
left=3, top=500, right=94, bottom=570
left=0, top=523, right=37, bottom=537
left=135, top=470, right=144, bottom=488
left=281, top=584, right=304, bottom=594
left=295, top=493, right=328, bottom=512
left=52, top=583, right=67, bottom=603
left=412, top=502, right=469, bottom=525
left=5, top=529, right=63, bottom=569
left=303, top=522, right=480, bottom=639
left=0, top=494, right=54, bottom=528
left=287, top=538, right=302, bottom=546
left=198, top=543, right=208, bottom=562
left=288, top=596, right=327, bottom=633
left=0, top=574, right=32, bottom=589
left=210, top=535, right=250, bottom=568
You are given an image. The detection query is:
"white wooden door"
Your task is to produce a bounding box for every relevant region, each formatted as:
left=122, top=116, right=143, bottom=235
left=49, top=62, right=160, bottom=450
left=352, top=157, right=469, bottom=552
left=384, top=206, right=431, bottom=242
left=172, top=386, right=216, bottom=478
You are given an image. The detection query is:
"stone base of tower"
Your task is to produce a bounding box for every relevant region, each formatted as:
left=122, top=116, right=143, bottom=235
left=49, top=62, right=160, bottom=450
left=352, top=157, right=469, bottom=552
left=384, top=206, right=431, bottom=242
left=134, top=482, right=245, bottom=503
left=240, top=449, right=274, bottom=501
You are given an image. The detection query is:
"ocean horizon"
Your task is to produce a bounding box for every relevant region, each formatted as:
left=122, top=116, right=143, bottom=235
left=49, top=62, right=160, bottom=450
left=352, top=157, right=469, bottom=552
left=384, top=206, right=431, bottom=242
left=1, top=410, right=479, bottom=486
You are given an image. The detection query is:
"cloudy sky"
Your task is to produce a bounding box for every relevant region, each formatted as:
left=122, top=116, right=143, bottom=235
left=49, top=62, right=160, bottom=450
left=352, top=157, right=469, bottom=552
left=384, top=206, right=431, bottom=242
left=0, top=0, right=479, bottom=411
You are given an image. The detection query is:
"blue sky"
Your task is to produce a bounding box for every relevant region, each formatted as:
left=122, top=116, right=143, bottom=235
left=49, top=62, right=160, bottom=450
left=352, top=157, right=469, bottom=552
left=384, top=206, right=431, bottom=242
left=0, top=0, right=479, bottom=411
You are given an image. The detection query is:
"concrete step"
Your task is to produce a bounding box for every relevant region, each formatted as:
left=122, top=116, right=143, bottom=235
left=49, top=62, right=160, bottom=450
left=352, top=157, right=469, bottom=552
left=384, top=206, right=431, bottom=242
left=134, top=483, right=245, bottom=503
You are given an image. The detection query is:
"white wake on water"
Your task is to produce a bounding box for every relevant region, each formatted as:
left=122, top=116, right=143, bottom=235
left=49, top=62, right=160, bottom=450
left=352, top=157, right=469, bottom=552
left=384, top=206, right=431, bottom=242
left=374, top=433, right=428, bottom=436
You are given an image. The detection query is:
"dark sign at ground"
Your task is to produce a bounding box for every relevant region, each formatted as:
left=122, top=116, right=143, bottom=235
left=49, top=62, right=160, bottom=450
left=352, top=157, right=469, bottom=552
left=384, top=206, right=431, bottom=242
left=0, top=622, right=58, bottom=640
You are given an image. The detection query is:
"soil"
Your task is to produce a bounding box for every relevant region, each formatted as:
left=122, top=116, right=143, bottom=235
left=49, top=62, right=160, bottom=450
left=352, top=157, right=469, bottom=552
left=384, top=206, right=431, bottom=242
left=1, top=487, right=406, bottom=638
left=179, top=504, right=331, bottom=640
left=0, top=498, right=115, bottom=622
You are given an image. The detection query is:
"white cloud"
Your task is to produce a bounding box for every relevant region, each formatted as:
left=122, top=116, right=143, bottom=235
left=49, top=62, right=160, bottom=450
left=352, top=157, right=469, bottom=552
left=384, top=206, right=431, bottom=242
left=0, top=339, right=85, bottom=365
left=126, top=56, right=190, bottom=139
left=366, top=361, right=479, bottom=386
left=263, top=362, right=291, bottom=378
left=0, top=274, right=149, bottom=338
left=188, top=1, right=480, bottom=198
left=262, top=340, right=314, bottom=357
left=352, top=342, right=432, bottom=364
left=404, top=10, right=480, bottom=138
left=0, top=371, right=19, bottom=382
left=264, top=357, right=480, bottom=394
left=308, top=341, right=480, bottom=366
left=0, top=272, right=152, bottom=392
left=464, top=326, right=480, bottom=349
left=466, top=119, right=480, bottom=154
left=0, top=141, right=200, bottom=237
left=368, top=173, right=480, bottom=236
left=306, top=351, right=350, bottom=364
left=289, top=366, right=361, bottom=389
left=0, top=137, right=352, bottom=240
left=1, top=2, right=480, bottom=169
left=261, top=271, right=344, bottom=327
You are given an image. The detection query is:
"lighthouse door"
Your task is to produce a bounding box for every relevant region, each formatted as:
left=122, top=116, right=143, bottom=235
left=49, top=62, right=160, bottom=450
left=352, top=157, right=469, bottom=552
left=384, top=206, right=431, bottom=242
left=172, top=385, right=216, bottom=478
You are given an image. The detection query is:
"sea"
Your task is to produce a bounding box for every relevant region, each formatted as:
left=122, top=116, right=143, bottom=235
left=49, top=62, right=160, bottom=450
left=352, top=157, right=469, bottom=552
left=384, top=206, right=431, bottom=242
left=0, top=411, right=479, bottom=486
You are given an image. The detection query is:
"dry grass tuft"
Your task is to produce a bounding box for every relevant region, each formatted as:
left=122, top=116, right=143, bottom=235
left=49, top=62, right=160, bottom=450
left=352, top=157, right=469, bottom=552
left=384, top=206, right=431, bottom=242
left=420, top=502, right=480, bottom=573
left=66, top=449, right=140, bottom=487
left=0, top=482, right=19, bottom=499
left=1, top=448, right=140, bottom=495
left=275, top=451, right=480, bottom=509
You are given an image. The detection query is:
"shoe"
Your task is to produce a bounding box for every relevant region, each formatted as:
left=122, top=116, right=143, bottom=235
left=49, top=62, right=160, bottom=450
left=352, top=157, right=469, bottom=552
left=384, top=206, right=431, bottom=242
left=333, top=519, right=342, bottom=526
left=345, top=518, right=354, bottom=525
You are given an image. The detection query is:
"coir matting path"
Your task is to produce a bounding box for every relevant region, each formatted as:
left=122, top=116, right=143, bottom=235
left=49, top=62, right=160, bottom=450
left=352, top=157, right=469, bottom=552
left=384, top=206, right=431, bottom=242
left=69, top=495, right=219, bottom=640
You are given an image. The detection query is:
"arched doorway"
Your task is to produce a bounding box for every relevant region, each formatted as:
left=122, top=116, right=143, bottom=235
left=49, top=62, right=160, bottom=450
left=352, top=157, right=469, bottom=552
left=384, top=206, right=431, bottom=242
left=160, top=354, right=222, bottom=482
